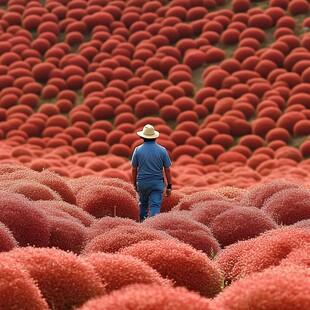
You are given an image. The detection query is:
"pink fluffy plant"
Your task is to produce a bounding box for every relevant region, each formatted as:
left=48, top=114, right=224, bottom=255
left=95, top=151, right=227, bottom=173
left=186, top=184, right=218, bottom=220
left=0, top=222, right=18, bottom=252
left=5, top=247, right=106, bottom=309
left=119, top=239, right=222, bottom=298
left=293, top=219, right=310, bottom=229
left=189, top=200, right=237, bottom=226
left=0, top=255, right=49, bottom=310
left=142, top=211, right=221, bottom=257
left=261, top=187, right=310, bottom=225
left=173, top=190, right=229, bottom=211
left=211, top=265, right=310, bottom=310
left=0, top=190, right=50, bottom=247
left=160, top=189, right=185, bottom=213
left=87, top=216, right=140, bottom=240
left=0, top=167, right=76, bottom=204
left=0, top=179, right=62, bottom=201
left=34, top=200, right=95, bottom=227
left=48, top=216, right=88, bottom=254
left=81, top=252, right=171, bottom=293
left=76, top=284, right=212, bottom=310
left=83, top=225, right=172, bottom=254
left=76, top=184, right=139, bottom=220
left=239, top=179, right=300, bottom=208
left=279, top=243, right=310, bottom=268
left=215, top=226, right=310, bottom=283
left=209, top=206, right=278, bottom=247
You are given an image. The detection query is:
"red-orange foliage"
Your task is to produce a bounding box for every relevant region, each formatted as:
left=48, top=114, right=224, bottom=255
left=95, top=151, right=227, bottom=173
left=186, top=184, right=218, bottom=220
left=4, top=247, right=105, bottom=310
left=77, top=284, right=212, bottom=310
left=82, top=253, right=170, bottom=293
left=120, top=239, right=222, bottom=298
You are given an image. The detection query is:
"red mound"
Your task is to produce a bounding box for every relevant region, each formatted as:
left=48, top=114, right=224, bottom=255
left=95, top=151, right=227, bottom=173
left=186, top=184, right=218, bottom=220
left=212, top=265, right=310, bottom=309
left=76, top=184, right=139, bottom=220
left=239, top=179, right=300, bottom=208
left=82, top=252, right=170, bottom=293
left=120, top=239, right=222, bottom=298
left=142, top=212, right=220, bottom=256
left=210, top=206, right=278, bottom=247
left=5, top=247, right=105, bottom=310
left=0, top=256, right=49, bottom=310
left=83, top=225, right=171, bottom=254
left=77, top=284, right=211, bottom=310
left=262, top=187, right=310, bottom=225
left=214, top=226, right=310, bottom=282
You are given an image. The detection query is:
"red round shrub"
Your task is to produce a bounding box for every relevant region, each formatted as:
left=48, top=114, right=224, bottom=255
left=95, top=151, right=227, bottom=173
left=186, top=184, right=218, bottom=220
left=0, top=255, right=49, bottom=310
left=210, top=207, right=278, bottom=247
left=76, top=184, right=139, bottom=220
left=142, top=212, right=220, bottom=257
left=135, top=99, right=160, bottom=118
left=247, top=153, right=272, bottom=170
left=252, top=117, right=276, bottom=137
left=77, top=284, right=212, bottom=309
left=47, top=216, right=88, bottom=254
left=288, top=0, right=309, bottom=15
left=277, top=111, right=306, bottom=133
left=279, top=243, right=310, bottom=267
left=3, top=179, right=62, bottom=201
left=275, top=145, right=303, bottom=162
left=238, top=135, right=264, bottom=150
left=171, top=145, right=201, bottom=161
left=174, top=190, right=228, bottom=211
left=32, top=62, right=55, bottom=82
left=120, top=239, right=222, bottom=298
left=257, top=106, right=282, bottom=121
left=82, top=252, right=170, bottom=293
left=214, top=226, right=310, bottom=283
left=190, top=200, right=236, bottom=227
left=212, top=265, right=310, bottom=309
left=85, top=217, right=139, bottom=242
left=83, top=225, right=171, bottom=254
left=168, top=131, right=190, bottom=146
left=0, top=222, right=18, bottom=252
left=217, top=152, right=248, bottom=165
left=0, top=191, right=50, bottom=247
left=300, top=140, right=310, bottom=157
left=239, top=27, right=266, bottom=42
left=231, top=0, right=251, bottom=12
left=212, top=134, right=234, bottom=149
left=6, top=247, right=105, bottom=310
left=261, top=186, right=310, bottom=225
left=110, top=144, right=131, bottom=158
left=202, top=144, right=226, bottom=160
left=183, top=50, right=206, bottom=69
left=240, top=179, right=300, bottom=208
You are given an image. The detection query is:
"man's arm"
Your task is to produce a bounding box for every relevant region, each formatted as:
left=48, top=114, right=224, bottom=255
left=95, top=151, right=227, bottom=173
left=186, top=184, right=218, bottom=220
left=132, top=166, right=138, bottom=191
left=164, top=167, right=172, bottom=197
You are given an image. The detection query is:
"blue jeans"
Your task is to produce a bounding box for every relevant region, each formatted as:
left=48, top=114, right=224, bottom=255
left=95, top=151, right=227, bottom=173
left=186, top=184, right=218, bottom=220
left=137, top=179, right=165, bottom=222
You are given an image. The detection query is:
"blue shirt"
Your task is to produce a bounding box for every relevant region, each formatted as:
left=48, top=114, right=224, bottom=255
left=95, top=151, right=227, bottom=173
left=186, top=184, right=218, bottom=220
left=131, top=141, right=172, bottom=181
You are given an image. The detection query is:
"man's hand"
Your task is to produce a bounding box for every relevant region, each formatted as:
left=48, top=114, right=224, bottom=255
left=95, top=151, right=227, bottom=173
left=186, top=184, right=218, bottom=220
left=166, top=188, right=172, bottom=197
left=166, top=184, right=172, bottom=197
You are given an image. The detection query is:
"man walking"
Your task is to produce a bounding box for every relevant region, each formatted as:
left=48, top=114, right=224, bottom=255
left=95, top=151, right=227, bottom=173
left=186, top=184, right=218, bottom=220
left=131, top=124, right=172, bottom=222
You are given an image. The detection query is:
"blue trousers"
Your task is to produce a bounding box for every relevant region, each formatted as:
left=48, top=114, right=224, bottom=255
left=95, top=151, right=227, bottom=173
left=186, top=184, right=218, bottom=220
left=137, top=179, right=165, bottom=222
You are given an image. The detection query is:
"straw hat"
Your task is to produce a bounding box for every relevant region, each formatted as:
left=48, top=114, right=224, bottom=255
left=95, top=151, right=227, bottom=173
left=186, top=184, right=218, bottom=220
left=137, top=124, right=159, bottom=139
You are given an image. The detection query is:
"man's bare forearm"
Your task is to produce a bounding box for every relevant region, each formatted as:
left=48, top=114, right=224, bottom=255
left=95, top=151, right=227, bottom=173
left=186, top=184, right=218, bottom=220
left=164, top=167, right=172, bottom=185
left=132, top=167, right=137, bottom=189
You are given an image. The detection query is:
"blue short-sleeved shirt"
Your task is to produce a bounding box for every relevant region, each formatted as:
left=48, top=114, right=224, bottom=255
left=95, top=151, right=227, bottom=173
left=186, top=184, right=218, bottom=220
left=131, top=141, right=171, bottom=181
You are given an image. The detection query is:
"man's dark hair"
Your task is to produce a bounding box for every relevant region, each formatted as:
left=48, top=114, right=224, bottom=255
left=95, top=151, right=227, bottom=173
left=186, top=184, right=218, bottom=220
left=143, top=138, right=156, bottom=142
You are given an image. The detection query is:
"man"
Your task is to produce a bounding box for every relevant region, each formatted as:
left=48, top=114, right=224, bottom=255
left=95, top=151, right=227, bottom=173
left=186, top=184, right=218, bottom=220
left=131, top=124, right=172, bottom=222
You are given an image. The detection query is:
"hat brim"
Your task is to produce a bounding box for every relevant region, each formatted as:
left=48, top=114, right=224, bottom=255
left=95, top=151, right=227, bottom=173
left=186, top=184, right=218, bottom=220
left=137, top=130, right=159, bottom=139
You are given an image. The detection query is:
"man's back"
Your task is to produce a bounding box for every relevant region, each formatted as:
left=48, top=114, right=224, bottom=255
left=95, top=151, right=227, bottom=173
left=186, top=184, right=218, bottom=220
left=131, top=141, right=171, bottom=181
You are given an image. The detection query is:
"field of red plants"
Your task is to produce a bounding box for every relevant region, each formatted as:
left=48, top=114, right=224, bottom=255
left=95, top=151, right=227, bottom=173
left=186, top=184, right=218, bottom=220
left=0, top=0, right=310, bottom=309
